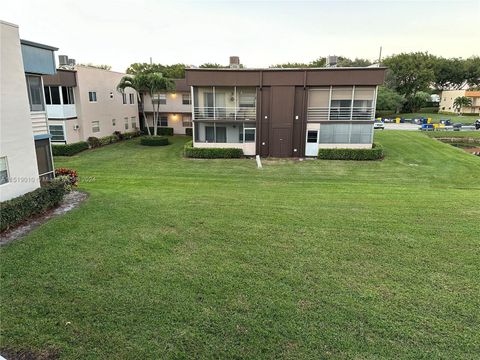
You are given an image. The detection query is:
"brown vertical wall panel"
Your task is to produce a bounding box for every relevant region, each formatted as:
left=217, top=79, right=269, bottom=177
left=269, top=86, right=295, bottom=157
left=293, top=87, right=306, bottom=156
left=259, top=87, right=271, bottom=156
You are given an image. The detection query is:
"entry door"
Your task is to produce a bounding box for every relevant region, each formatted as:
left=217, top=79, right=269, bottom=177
left=305, top=130, right=319, bottom=156
left=271, top=128, right=292, bottom=157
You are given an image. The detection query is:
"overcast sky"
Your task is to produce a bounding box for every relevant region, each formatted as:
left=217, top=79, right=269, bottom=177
left=3, top=0, right=479, bottom=72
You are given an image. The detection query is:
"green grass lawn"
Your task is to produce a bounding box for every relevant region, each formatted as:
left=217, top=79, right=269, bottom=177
left=1, top=133, right=479, bottom=359
left=425, top=131, right=480, bottom=139
left=394, top=112, right=478, bottom=124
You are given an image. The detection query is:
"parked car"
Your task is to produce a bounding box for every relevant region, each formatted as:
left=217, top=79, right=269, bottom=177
left=374, top=121, right=384, bottom=130
left=475, top=119, right=480, bottom=130
left=452, top=123, right=463, bottom=131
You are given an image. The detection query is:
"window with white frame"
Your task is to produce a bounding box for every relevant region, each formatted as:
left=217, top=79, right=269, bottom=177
left=244, top=128, right=256, bottom=143
left=49, top=124, right=66, bottom=142
left=182, top=93, right=191, bottom=105
left=124, top=117, right=129, bottom=130
left=122, top=93, right=127, bottom=104
left=182, top=115, right=192, bottom=127
left=129, top=93, right=135, bottom=104
left=159, top=116, right=168, bottom=127
left=88, top=91, right=97, bottom=102
left=159, top=94, right=167, bottom=105
left=62, top=86, right=75, bottom=104
left=26, top=75, right=45, bottom=111
left=131, top=116, right=136, bottom=128
left=92, top=121, right=100, bottom=133
left=0, top=157, right=9, bottom=185
left=319, top=123, right=372, bottom=144
left=44, top=86, right=61, bottom=105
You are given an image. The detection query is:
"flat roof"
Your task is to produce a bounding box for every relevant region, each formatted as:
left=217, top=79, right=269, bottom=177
left=20, top=39, right=58, bottom=51
left=187, top=66, right=387, bottom=72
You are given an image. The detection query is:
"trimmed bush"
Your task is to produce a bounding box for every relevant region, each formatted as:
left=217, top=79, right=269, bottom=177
left=419, top=107, right=439, bottom=113
left=99, top=135, right=117, bottom=146
left=87, top=136, right=101, bottom=148
left=55, top=168, right=78, bottom=187
left=140, top=136, right=170, bottom=146
left=184, top=141, right=243, bottom=158
left=185, top=128, right=193, bottom=137
left=318, top=143, right=384, bottom=160
left=52, top=141, right=89, bottom=156
left=0, top=177, right=69, bottom=232
left=145, top=127, right=174, bottom=136
left=123, top=130, right=141, bottom=139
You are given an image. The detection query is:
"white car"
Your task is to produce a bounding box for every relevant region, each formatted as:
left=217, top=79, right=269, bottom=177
left=374, top=121, right=385, bottom=130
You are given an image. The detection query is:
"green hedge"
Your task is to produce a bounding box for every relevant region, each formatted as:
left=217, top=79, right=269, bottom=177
left=0, top=178, right=69, bottom=232
left=52, top=141, right=89, bottom=156
left=99, top=135, right=117, bottom=146
left=419, top=107, right=439, bottom=113
left=123, top=130, right=141, bottom=139
left=145, top=127, right=174, bottom=136
left=318, top=143, right=384, bottom=160
left=185, top=128, right=193, bottom=137
left=184, top=141, right=243, bottom=158
left=140, top=136, right=170, bottom=146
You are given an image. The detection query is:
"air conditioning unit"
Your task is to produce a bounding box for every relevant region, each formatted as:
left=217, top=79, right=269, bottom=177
left=68, top=58, right=76, bottom=66
left=73, top=124, right=80, bottom=130
left=326, top=55, right=338, bottom=68
left=59, top=55, right=69, bottom=66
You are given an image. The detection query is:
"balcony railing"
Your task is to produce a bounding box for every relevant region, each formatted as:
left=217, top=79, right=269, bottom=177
left=308, top=107, right=374, bottom=121
left=194, top=107, right=256, bottom=121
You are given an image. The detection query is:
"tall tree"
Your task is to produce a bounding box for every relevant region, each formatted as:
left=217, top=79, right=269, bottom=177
left=126, top=63, right=187, bottom=78
left=145, top=73, right=175, bottom=136
left=382, top=52, right=435, bottom=98
left=464, top=57, right=480, bottom=88
left=375, top=86, right=405, bottom=113
left=432, top=57, right=468, bottom=90
left=199, top=63, right=227, bottom=68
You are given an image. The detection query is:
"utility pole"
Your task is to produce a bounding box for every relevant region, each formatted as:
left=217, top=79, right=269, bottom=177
left=378, top=46, right=383, bottom=65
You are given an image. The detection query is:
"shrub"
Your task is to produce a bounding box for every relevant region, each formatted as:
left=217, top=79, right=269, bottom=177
left=55, top=168, right=78, bottom=187
left=113, top=131, right=124, bottom=141
left=419, top=107, right=439, bottom=113
left=0, top=177, right=69, bottom=232
left=317, top=143, right=384, bottom=160
left=184, top=141, right=243, bottom=158
left=123, top=130, right=141, bottom=139
left=87, top=137, right=101, bottom=148
left=185, top=128, right=193, bottom=137
left=145, top=127, right=174, bottom=136
left=140, top=136, right=170, bottom=146
left=99, top=135, right=117, bottom=146
left=52, top=141, right=89, bottom=156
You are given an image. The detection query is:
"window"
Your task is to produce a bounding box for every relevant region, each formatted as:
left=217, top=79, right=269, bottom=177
left=182, top=115, right=192, bottom=127
left=131, top=116, right=136, bottom=129
left=92, top=121, right=100, bottom=133
left=88, top=91, right=97, bottom=102
left=124, top=117, right=129, bottom=130
left=182, top=93, right=191, bottom=105
left=160, top=116, right=168, bottom=127
left=122, top=93, right=127, bottom=104
left=26, top=75, right=44, bottom=111
left=307, top=130, right=318, bottom=143
left=62, top=86, right=75, bottom=104
left=129, top=93, right=135, bottom=104
left=159, top=94, right=167, bottom=105
left=0, top=157, right=9, bottom=185
left=244, top=128, right=256, bottom=143
left=112, top=119, right=116, bottom=126
left=319, top=123, right=372, bottom=144
left=238, top=88, right=256, bottom=107
left=49, top=125, right=65, bottom=142
left=35, top=139, right=53, bottom=178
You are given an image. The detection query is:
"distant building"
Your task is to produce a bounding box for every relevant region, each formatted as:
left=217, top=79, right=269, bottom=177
left=1, top=20, right=57, bottom=201
left=440, top=90, right=480, bottom=114
left=141, top=79, right=192, bottom=135
left=43, top=62, right=138, bottom=143
left=185, top=57, right=386, bottom=157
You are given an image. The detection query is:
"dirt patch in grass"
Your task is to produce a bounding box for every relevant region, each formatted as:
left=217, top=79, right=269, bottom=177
left=0, top=191, right=88, bottom=246
left=0, top=347, right=60, bottom=360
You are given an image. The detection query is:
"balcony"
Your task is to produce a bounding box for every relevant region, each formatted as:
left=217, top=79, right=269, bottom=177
left=194, top=107, right=256, bottom=121
left=46, top=104, right=77, bottom=119
left=307, top=107, right=375, bottom=121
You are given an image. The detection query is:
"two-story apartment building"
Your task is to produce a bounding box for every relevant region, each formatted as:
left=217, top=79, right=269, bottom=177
left=440, top=90, right=480, bottom=114
left=0, top=21, right=57, bottom=201
left=185, top=64, right=386, bottom=157
left=141, top=79, right=192, bottom=135
left=43, top=61, right=138, bottom=143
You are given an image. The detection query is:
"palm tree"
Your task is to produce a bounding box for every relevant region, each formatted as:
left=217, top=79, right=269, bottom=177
left=117, top=74, right=150, bottom=135
left=453, top=96, right=473, bottom=115
left=117, top=73, right=175, bottom=136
